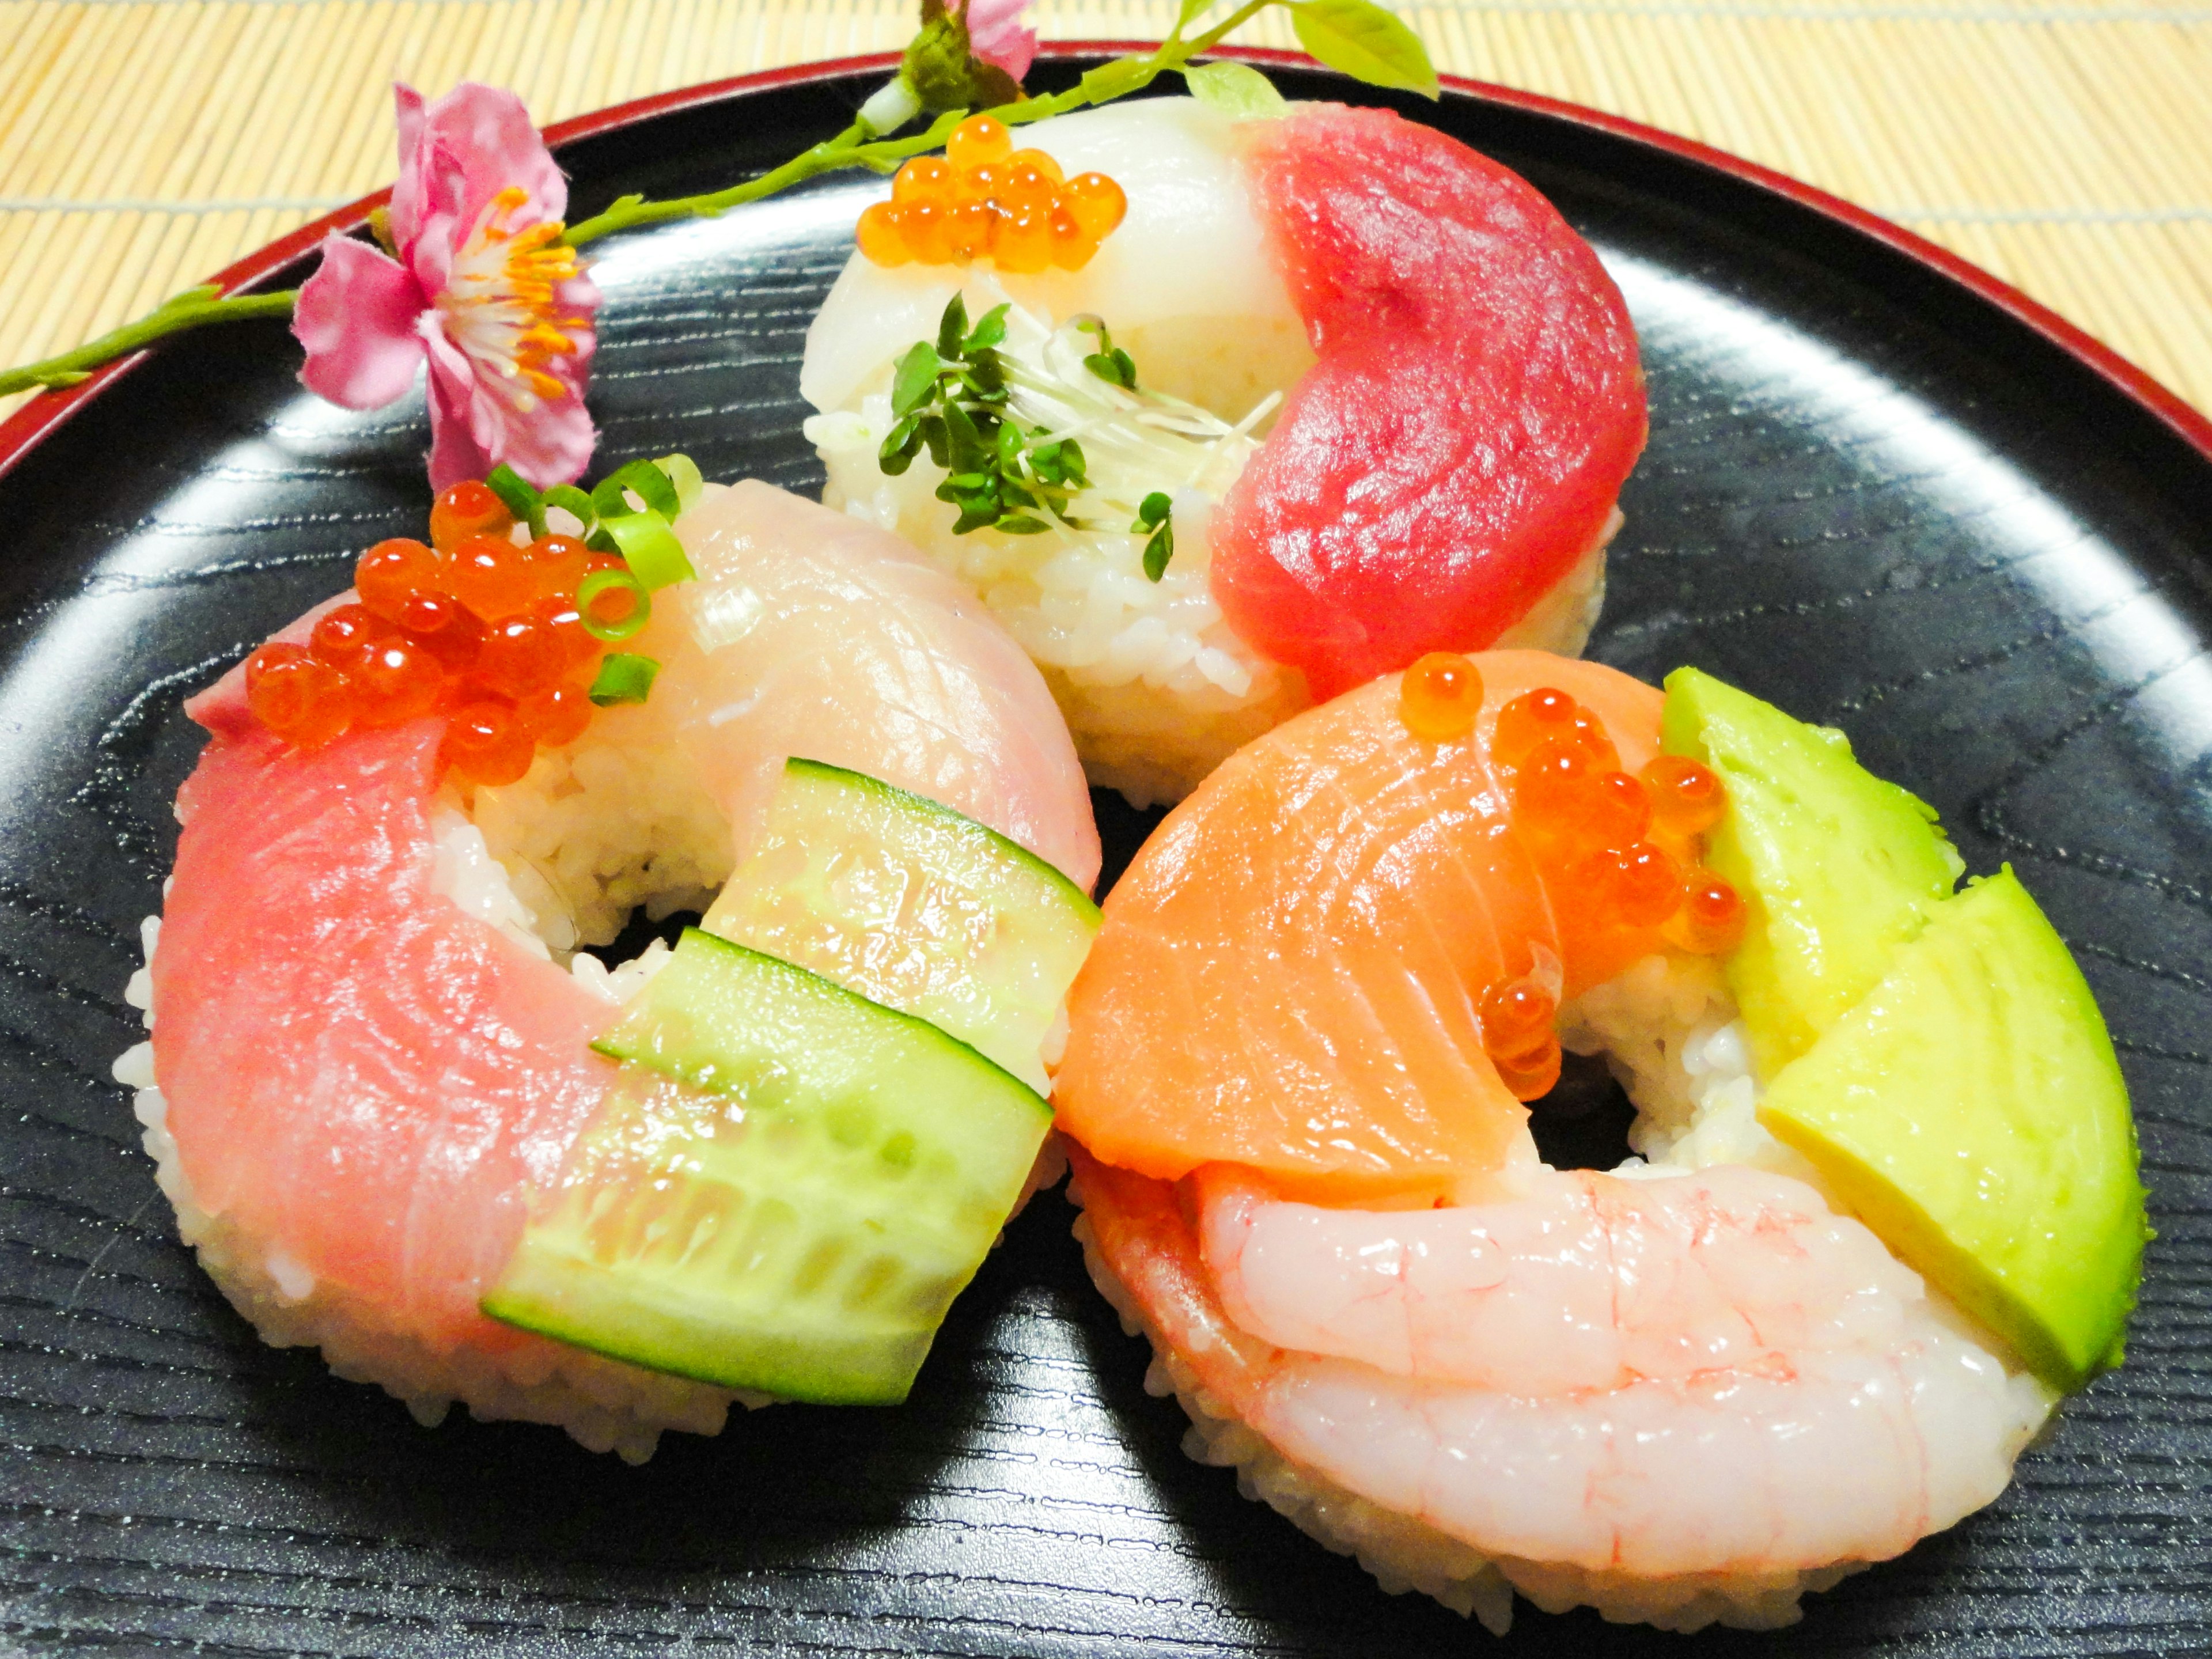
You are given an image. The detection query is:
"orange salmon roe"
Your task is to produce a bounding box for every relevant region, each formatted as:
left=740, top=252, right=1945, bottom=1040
left=861, top=117, right=1128, bottom=272
left=1643, top=753, right=1725, bottom=835
left=244, top=643, right=354, bottom=748
left=427, top=480, right=511, bottom=552
left=1669, top=872, right=1747, bottom=955
left=1492, top=686, right=1577, bottom=767
left=1398, top=652, right=1484, bottom=742
left=1483, top=685, right=1742, bottom=1041
left=244, top=482, right=635, bottom=783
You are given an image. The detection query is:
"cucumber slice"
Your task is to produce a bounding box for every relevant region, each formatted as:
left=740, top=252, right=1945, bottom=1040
left=701, top=757, right=1100, bottom=1092
left=482, top=928, right=1051, bottom=1404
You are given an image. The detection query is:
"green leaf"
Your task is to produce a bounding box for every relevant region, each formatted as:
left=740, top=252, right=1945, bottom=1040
left=1183, top=60, right=1290, bottom=120
left=942, top=400, right=988, bottom=471
left=963, top=303, right=1010, bottom=353
left=1142, top=522, right=1176, bottom=581
left=997, top=516, right=1051, bottom=535
left=936, top=293, right=969, bottom=359
left=920, top=414, right=950, bottom=468
left=966, top=350, right=1007, bottom=396
left=892, top=340, right=944, bottom=417
left=1134, top=491, right=1173, bottom=529
left=1059, top=437, right=1089, bottom=487
left=1085, top=350, right=1135, bottom=390
left=589, top=653, right=661, bottom=706
left=1291, top=0, right=1440, bottom=98
left=878, top=413, right=925, bottom=475
left=1177, top=0, right=1217, bottom=28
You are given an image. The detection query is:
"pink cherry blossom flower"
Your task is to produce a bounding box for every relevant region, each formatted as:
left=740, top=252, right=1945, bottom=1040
left=292, top=82, right=598, bottom=490
left=963, top=0, right=1037, bottom=82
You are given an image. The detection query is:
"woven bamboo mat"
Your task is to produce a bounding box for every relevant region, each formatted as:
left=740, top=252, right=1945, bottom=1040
left=1, top=0, right=2208, bottom=424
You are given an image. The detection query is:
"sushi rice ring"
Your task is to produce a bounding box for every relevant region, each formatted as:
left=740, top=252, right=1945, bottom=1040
left=1055, top=650, right=2135, bottom=1634
left=804, top=97, right=1645, bottom=805
left=114, top=479, right=1101, bottom=1463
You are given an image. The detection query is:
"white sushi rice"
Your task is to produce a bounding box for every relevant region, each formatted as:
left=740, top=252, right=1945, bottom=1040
left=809, top=299, right=1616, bottom=807
left=1075, top=948, right=2055, bottom=1635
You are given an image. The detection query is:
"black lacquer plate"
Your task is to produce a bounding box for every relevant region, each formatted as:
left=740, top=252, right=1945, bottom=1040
left=3, top=50, right=2210, bottom=1658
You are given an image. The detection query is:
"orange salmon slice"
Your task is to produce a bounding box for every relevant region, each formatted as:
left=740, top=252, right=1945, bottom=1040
left=1053, top=652, right=1665, bottom=1205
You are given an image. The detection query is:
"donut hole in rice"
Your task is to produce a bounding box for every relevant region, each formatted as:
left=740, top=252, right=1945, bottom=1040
left=437, top=692, right=735, bottom=996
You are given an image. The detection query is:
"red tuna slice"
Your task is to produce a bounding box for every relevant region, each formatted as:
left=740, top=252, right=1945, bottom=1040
left=1211, top=105, right=1647, bottom=702
left=152, top=706, right=616, bottom=1356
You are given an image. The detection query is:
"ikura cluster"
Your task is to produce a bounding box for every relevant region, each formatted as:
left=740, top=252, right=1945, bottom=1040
left=1399, top=653, right=1745, bottom=1101
left=856, top=115, right=1128, bottom=274
left=243, top=480, right=649, bottom=787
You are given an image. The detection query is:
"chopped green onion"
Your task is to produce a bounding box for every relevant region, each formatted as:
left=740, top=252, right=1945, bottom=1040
left=589, top=653, right=661, bottom=706
left=578, top=569, right=652, bottom=642
left=598, top=510, right=695, bottom=590
left=654, top=454, right=703, bottom=514
left=484, top=464, right=546, bottom=536
left=592, top=459, right=681, bottom=523
left=541, top=484, right=596, bottom=532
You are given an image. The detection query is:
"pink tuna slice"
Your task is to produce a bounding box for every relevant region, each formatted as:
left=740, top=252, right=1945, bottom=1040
left=1211, top=105, right=1648, bottom=703
left=154, top=482, right=1099, bottom=1355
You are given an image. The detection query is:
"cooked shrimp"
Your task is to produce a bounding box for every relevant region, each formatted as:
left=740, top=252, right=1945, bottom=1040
left=1194, top=1160, right=1923, bottom=1394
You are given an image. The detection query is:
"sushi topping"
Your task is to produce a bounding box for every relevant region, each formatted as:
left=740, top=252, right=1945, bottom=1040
left=1391, top=665, right=1745, bottom=1099
left=856, top=114, right=1127, bottom=272
left=1398, top=651, right=1484, bottom=741
left=874, top=294, right=1262, bottom=581
left=243, top=457, right=703, bottom=784
left=1130, top=491, right=1174, bottom=581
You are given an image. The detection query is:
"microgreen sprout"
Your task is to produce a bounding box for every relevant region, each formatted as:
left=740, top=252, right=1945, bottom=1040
left=879, top=294, right=1094, bottom=535
left=1077, top=317, right=1138, bottom=391
left=870, top=294, right=1282, bottom=583
left=1132, top=491, right=1175, bottom=581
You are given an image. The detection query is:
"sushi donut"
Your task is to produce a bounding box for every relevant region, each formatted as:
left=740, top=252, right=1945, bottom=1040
left=115, top=478, right=1101, bottom=1461
left=1054, top=652, right=2144, bottom=1632
left=803, top=99, right=1645, bottom=805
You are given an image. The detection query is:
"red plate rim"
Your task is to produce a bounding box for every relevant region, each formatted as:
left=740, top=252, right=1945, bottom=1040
left=4, top=42, right=2207, bottom=481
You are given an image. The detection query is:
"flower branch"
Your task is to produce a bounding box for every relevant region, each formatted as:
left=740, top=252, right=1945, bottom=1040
left=0, top=0, right=1436, bottom=483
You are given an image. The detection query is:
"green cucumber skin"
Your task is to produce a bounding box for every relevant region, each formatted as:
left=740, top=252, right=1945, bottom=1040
left=784, top=756, right=1101, bottom=921
left=485, top=929, right=1050, bottom=1405
left=588, top=929, right=1048, bottom=1113
left=701, top=756, right=1100, bottom=1091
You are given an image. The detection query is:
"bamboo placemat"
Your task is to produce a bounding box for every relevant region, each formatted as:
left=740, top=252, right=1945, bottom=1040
left=1, top=0, right=2208, bottom=423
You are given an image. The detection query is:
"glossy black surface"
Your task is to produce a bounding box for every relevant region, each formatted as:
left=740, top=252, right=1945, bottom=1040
left=3, top=62, right=2209, bottom=1657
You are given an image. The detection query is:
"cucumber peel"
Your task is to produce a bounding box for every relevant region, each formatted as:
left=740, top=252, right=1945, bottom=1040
left=702, top=757, right=1100, bottom=1092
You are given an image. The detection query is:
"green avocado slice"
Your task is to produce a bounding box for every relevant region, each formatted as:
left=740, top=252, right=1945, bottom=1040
left=1756, top=869, right=2149, bottom=1392
left=1660, top=666, right=1964, bottom=1077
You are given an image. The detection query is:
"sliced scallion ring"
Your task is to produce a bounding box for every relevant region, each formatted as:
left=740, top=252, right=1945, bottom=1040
left=589, top=652, right=661, bottom=706
left=654, top=454, right=703, bottom=514
left=484, top=464, right=545, bottom=536
left=578, top=568, right=652, bottom=642
left=597, top=510, right=695, bottom=590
